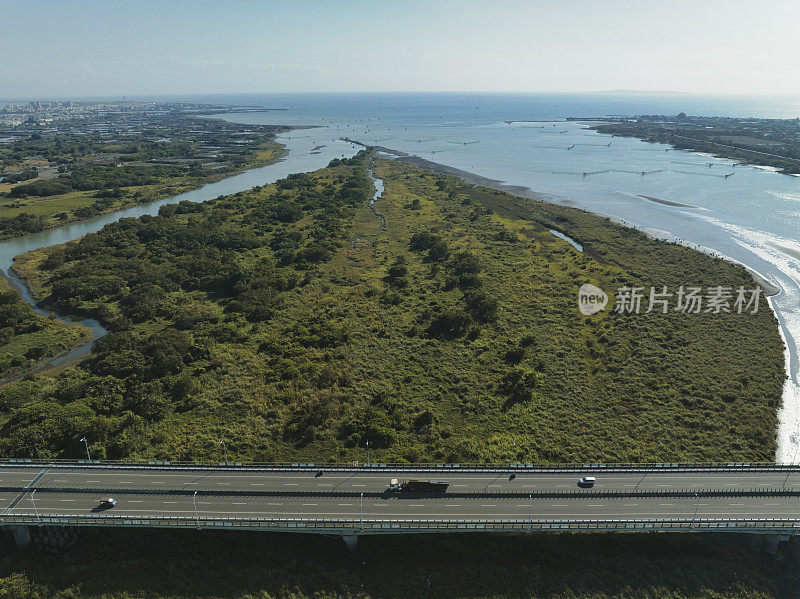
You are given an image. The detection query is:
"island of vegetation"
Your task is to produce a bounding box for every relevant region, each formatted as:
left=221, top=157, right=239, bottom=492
left=0, top=150, right=784, bottom=463
left=580, top=114, right=800, bottom=174
left=0, top=109, right=289, bottom=240
left=0, top=149, right=790, bottom=598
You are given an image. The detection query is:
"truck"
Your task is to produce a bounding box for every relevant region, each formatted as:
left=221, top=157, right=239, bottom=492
left=388, top=478, right=449, bottom=493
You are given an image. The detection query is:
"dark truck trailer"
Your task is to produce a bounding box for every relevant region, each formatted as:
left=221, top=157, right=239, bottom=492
left=391, top=479, right=449, bottom=493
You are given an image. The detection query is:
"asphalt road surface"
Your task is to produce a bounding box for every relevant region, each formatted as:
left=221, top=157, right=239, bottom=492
left=0, top=465, right=798, bottom=523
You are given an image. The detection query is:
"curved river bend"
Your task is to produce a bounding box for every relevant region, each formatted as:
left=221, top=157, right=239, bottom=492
left=0, top=133, right=361, bottom=366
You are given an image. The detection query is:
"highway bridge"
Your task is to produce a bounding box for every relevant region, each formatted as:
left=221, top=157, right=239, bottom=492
left=2, top=461, right=800, bottom=548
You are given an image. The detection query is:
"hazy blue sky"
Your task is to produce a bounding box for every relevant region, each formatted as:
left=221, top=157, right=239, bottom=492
left=2, top=0, right=799, bottom=97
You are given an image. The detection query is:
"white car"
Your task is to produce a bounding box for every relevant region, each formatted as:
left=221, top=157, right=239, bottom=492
left=577, top=476, right=596, bottom=488
left=99, top=497, right=117, bottom=509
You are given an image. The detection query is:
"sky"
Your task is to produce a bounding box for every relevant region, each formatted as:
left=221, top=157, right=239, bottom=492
left=2, top=0, right=800, bottom=98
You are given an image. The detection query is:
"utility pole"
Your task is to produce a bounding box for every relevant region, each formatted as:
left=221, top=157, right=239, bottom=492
left=80, top=437, right=91, bottom=461
left=219, top=440, right=229, bottom=465
left=31, top=490, right=39, bottom=524
left=193, top=491, right=199, bottom=530
left=360, top=492, right=364, bottom=530
left=366, top=439, right=370, bottom=465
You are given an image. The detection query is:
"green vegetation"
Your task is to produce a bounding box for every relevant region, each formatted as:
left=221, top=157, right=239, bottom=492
left=0, top=152, right=784, bottom=463
left=587, top=114, right=800, bottom=174
left=0, top=113, right=287, bottom=239
left=0, top=275, right=90, bottom=382
left=0, top=528, right=790, bottom=598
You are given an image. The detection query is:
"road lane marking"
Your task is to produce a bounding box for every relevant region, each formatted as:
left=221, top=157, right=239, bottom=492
left=283, top=483, right=298, bottom=486
left=232, top=502, right=247, bottom=505
left=119, top=481, right=133, bottom=484
left=250, top=484, right=264, bottom=486
left=410, top=504, right=425, bottom=507
left=302, top=503, right=317, bottom=506
left=624, top=503, right=639, bottom=506
left=59, top=499, right=74, bottom=502
left=659, top=503, right=674, bottom=506
left=337, top=503, right=353, bottom=507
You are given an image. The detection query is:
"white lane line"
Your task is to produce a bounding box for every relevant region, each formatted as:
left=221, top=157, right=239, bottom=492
left=266, top=502, right=282, bottom=506
left=587, top=504, right=604, bottom=507
left=87, top=480, right=100, bottom=483
left=218, top=483, right=231, bottom=485
left=410, top=504, right=425, bottom=507
left=250, top=484, right=264, bottom=486
left=337, top=503, right=353, bottom=507
left=552, top=504, right=568, bottom=507
left=659, top=503, right=674, bottom=506
left=128, top=500, right=143, bottom=503
left=445, top=504, right=461, bottom=507
left=119, top=481, right=133, bottom=484
left=481, top=504, right=496, bottom=507
left=729, top=503, right=745, bottom=506
left=317, top=484, right=333, bottom=487
left=163, top=501, right=178, bottom=504
left=59, top=499, right=74, bottom=502
left=283, top=483, right=298, bottom=486
left=302, top=503, right=317, bottom=506
left=232, top=502, right=247, bottom=505
left=352, top=484, right=366, bottom=487
left=624, top=503, right=639, bottom=507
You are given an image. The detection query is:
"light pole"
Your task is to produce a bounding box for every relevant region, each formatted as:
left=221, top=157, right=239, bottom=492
left=782, top=441, right=800, bottom=488
left=31, top=490, right=39, bottom=524
left=528, top=493, right=533, bottom=532
left=366, top=440, right=370, bottom=465
left=360, top=492, right=364, bottom=530
left=193, top=491, right=199, bottom=530
left=80, top=437, right=91, bottom=461
left=219, top=440, right=228, bottom=465
left=691, top=493, right=699, bottom=530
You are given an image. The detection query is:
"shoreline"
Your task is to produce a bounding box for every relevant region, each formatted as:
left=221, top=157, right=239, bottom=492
left=385, top=147, right=792, bottom=462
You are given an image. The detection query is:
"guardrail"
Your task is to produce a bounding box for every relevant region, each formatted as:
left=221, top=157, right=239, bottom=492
left=0, top=458, right=797, bottom=474
left=3, top=513, right=799, bottom=535
left=13, top=486, right=800, bottom=500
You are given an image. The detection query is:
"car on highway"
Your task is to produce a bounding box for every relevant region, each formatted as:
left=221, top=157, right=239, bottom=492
left=98, top=498, right=117, bottom=509
left=577, top=476, right=596, bottom=488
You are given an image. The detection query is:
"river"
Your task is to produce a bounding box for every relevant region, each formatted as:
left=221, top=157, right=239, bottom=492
left=3, top=94, right=800, bottom=464
left=0, top=131, right=362, bottom=365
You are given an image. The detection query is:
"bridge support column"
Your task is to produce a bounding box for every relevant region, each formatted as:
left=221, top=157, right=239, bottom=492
left=764, top=534, right=791, bottom=556
left=341, top=534, right=359, bottom=551
left=9, top=526, right=31, bottom=547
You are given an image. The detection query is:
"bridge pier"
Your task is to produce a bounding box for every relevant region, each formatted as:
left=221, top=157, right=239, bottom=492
left=341, top=534, right=359, bottom=551
left=764, top=533, right=791, bottom=556
left=8, top=525, right=31, bottom=547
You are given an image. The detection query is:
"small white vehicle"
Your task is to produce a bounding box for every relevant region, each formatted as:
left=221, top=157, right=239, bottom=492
left=388, top=478, right=400, bottom=491
left=577, top=476, right=596, bottom=488
left=99, top=497, right=117, bottom=508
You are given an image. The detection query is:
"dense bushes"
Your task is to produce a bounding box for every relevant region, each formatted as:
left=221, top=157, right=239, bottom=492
left=0, top=154, right=785, bottom=466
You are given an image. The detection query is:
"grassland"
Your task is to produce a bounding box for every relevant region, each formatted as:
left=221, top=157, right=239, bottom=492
left=0, top=152, right=784, bottom=463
